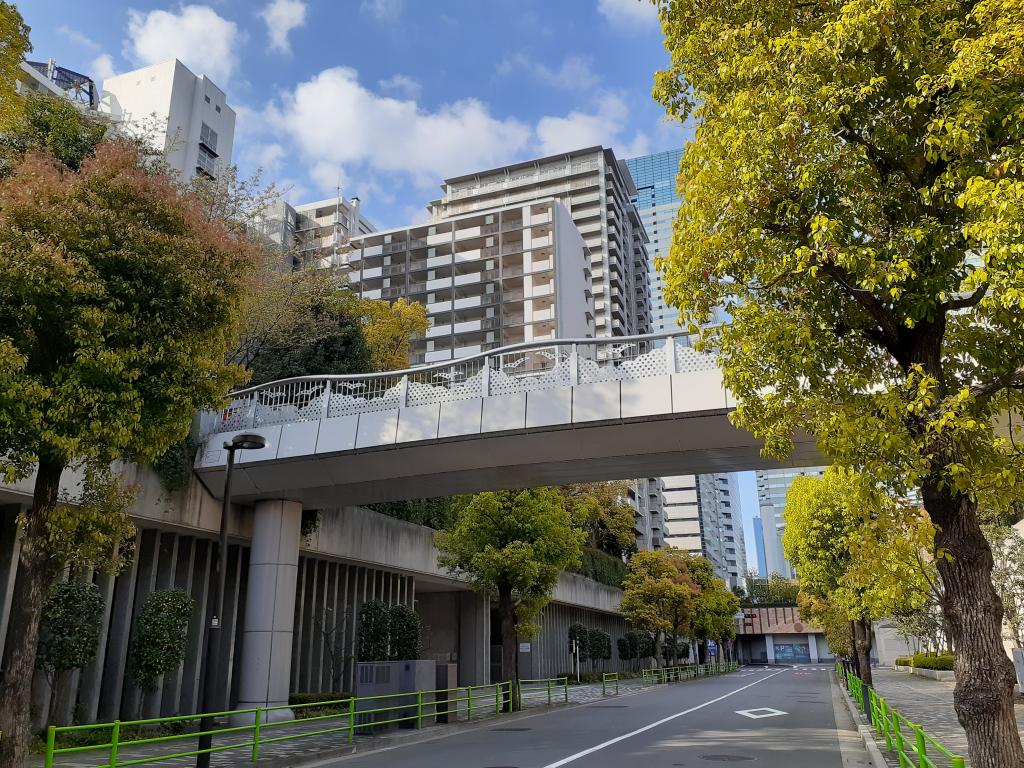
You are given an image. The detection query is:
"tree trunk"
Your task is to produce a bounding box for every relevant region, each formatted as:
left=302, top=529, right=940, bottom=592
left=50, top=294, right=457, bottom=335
left=497, top=590, right=517, bottom=711
left=0, top=457, right=65, bottom=768
left=854, top=618, right=873, bottom=687
left=653, top=632, right=664, bottom=667
left=922, top=476, right=1024, bottom=768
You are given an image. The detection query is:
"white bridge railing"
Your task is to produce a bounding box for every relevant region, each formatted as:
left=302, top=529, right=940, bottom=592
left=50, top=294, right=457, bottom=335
left=201, top=331, right=717, bottom=437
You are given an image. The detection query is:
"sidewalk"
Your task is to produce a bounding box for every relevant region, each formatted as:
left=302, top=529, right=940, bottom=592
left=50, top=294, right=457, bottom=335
left=869, top=667, right=1024, bottom=759
left=36, top=681, right=645, bottom=768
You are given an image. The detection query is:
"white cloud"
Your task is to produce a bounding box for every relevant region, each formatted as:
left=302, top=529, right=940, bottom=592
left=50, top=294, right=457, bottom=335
left=597, top=0, right=660, bottom=27
left=259, top=0, right=307, bottom=54
left=498, top=53, right=600, bottom=91
left=536, top=92, right=647, bottom=157
left=91, top=54, right=117, bottom=84
left=58, top=25, right=101, bottom=52
left=267, top=67, right=531, bottom=189
left=125, top=5, right=242, bottom=86
left=256, top=142, right=285, bottom=172
left=360, top=0, right=403, bottom=21
left=378, top=74, right=421, bottom=99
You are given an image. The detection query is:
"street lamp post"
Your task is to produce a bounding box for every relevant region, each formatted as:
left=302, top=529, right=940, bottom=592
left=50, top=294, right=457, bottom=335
left=196, top=433, right=266, bottom=768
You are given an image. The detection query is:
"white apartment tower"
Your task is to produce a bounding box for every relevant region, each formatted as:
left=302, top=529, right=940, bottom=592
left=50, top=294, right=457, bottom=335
left=100, top=59, right=236, bottom=181
left=262, top=195, right=376, bottom=269
left=662, top=474, right=747, bottom=586
left=427, top=147, right=661, bottom=548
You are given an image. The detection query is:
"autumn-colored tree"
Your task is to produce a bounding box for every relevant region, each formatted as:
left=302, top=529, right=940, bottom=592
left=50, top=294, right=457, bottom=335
left=435, top=490, right=583, bottom=705
left=655, top=0, right=1024, bottom=760
left=360, top=297, right=428, bottom=371
left=558, top=481, right=638, bottom=557
left=0, top=3, right=29, bottom=132
left=0, top=142, right=257, bottom=765
left=797, top=592, right=851, bottom=658
left=620, top=549, right=697, bottom=666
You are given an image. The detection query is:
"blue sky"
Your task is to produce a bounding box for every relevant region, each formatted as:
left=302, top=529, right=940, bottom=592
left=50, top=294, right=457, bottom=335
left=20, top=0, right=761, bottom=570
left=21, top=0, right=690, bottom=227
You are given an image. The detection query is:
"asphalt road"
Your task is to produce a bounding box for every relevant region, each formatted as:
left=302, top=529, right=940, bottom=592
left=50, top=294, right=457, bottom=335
left=311, top=666, right=874, bottom=768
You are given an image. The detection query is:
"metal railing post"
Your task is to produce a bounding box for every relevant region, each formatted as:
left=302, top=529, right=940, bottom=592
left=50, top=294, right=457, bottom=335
left=110, top=721, right=121, bottom=768
left=467, top=686, right=473, bottom=720
left=564, top=677, right=569, bottom=704
left=951, top=757, right=966, bottom=768
left=398, top=375, right=410, bottom=407
left=320, top=385, right=332, bottom=419
left=417, top=691, right=423, bottom=729
left=44, top=726, right=56, bottom=768
left=494, top=684, right=500, bottom=715
left=347, top=696, right=355, bottom=743
left=914, top=724, right=927, bottom=768
left=569, top=344, right=579, bottom=384
left=482, top=356, right=491, bottom=396
left=547, top=678, right=552, bottom=705
left=251, top=707, right=262, bottom=761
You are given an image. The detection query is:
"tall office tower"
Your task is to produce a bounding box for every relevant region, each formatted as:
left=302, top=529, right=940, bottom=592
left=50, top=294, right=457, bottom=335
left=756, top=466, right=829, bottom=577
left=425, top=147, right=660, bottom=548
left=337, top=199, right=593, bottom=358
left=100, top=59, right=236, bottom=182
left=752, top=516, right=768, bottom=577
left=261, top=195, right=376, bottom=269
left=626, top=149, right=741, bottom=562
left=661, top=474, right=747, bottom=586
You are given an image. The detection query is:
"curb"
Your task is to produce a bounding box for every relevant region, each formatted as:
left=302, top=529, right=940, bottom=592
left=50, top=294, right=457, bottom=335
left=836, top=673, right=892, bottom=768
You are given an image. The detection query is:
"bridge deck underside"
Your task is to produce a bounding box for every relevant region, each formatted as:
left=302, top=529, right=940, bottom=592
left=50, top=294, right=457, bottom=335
left=195, top=410, right=820, bottom=506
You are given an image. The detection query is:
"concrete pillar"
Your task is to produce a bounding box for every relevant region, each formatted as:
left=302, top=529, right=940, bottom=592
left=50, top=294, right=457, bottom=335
left=765, top=634, right=776, bottom=665
left=236, top=499, right=301, bottom=721
left=808, top=633, right=819, bottom=663
left=458, top=592, right=490, bottom=686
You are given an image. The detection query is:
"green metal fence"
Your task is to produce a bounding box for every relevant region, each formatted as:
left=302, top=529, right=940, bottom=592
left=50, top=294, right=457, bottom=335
left=45, top=681, right=524, bottom=768
left=516, top=676, right=569, bottom=709
left=836, top=662, right=967, bottom=768
left=601, top=672, right=619, bottom=696
left=641, top=661, right=739, bottom=686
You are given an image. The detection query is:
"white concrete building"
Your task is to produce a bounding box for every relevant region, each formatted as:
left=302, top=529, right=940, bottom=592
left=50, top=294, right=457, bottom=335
left=756, top=466, right=828, bottom=577
left=337, top=199, right=593, bottom=362
left=100, top=59, right=235, bottom=181
left=662, top=473, right=747, bottom=586
left=261, top=195, right=377, bottom=269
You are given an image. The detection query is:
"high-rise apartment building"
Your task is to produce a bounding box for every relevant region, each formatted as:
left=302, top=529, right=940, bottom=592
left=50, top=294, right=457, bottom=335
left=752, top=516, right=768, bottom=577
left=661, top=473, right=747, bottom=586
left=337, top=199, right=593, bottom=360
left=262, top=195, right=376, bottom=269
left=100, top=59, right=236, bottom=182
left=756, top=466, right=829, bottom=577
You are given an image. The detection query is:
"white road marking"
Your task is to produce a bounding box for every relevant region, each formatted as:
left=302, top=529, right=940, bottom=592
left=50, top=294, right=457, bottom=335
left=540, top=669, right=788, bottom=768
left=735, top=707, right=788, bottom=719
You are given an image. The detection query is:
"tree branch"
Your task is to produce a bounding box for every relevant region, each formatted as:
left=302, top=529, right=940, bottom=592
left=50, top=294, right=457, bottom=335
left=970, top=366, right=1024, bottom=401
left=836, top=115, right=920, bottom=188
left=941, top=282, right=988, bottom=312
left=815, top=261, right=903, bottom=348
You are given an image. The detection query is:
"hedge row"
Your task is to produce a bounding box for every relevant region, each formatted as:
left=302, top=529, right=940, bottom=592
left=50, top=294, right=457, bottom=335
left=910, top=653, right=955, bottom=670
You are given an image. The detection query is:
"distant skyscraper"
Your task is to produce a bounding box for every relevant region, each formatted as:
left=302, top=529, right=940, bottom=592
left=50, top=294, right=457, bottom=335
left=626, top=149, right=742, bottom=575
left=753, top=516, right=768, bottom=577
left=756, top=466, right=829, bottom=577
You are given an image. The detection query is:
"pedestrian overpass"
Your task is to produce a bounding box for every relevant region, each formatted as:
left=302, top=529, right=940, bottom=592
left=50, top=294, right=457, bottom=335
left=194, top=331, right=821, bottom=506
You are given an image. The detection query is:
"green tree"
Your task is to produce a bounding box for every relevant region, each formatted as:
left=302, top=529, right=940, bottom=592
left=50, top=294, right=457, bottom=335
left=558, top=481, right=638, bottom=558
left=797, top=592, right=852, bottom=658
left=360, top=297, right=428, bottom=371
left=1, top=94, right=108, bottom=172
left=620, top=549, right=696, bottom=666
left=36, top=580, right=104, bottom=723
left=357, top=601, right=393, bottom=662
left=0, top=3, right=30, bottom=132
left=743, top=572, right=801, bottom=605
left=782, top=468, right=932, bottom=684
left=436, top=489, right=583, bottom=702
left=682, top=554, right=740, bottom=661
left=655, top=0, right=1024, bottom=759
left=128, top=589, right=194, bottom=692
left=0, top=140, right=257, bottom=765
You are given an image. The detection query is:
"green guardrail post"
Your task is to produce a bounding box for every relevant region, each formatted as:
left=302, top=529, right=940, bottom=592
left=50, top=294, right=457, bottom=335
left=951, top=756, right=966, bottom=768
left=110, top=720, right=121, bottom=768
left=44, top=726, right=56, bottom=768
left=615, top=674, right=619, bottom=695
left=548, top=677, right=553, bottom=705
left=467, top=685, right=474, bottom=720
left=251, top=707, right=262, bottom=761
left=914, top=723, right=927, bottom=768
left=347, top=696, right=355, bottom=743
left=417, top=691, right=423, bottom=729
left=563, top=677, right=568, bottom=704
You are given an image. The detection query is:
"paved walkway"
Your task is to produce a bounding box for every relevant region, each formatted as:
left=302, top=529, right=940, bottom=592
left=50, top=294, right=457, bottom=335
left=869, top=667, right=1024, bottom=762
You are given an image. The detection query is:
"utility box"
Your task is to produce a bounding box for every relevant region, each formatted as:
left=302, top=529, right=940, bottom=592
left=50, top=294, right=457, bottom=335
left=354, top=660, right=436, bottom=732
left=434, top=663, right=459, bottom=723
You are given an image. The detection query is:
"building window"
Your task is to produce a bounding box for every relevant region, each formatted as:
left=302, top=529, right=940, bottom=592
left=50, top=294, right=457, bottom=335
left=204, top=95, right=211, bottom=104
left=199, top=122, right=218, bottom=155
left=196, top=146, right=216, bottom=178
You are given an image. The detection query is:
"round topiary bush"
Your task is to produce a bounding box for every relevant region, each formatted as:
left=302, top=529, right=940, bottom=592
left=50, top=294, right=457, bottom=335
left=128, top=589, right=194, bottom=692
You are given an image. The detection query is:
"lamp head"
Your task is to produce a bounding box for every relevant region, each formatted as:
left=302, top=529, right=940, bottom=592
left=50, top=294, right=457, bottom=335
left=224, top=433, right=267, bottom=451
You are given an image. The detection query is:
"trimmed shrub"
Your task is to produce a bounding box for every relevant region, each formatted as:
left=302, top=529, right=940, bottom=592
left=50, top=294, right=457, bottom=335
left=894, top=657, right=912, bottom=666
left=910, top=653, right=955, bottom=670
left=129, top=589, right=194, bottom=692
left=356, top=601, right=423, bottom=661
left=571, top=548, right=628, bottom=588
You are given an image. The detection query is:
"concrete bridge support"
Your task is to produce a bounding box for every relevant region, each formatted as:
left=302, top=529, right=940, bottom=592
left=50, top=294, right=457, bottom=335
left=236, top=499, right=301, bottom=721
